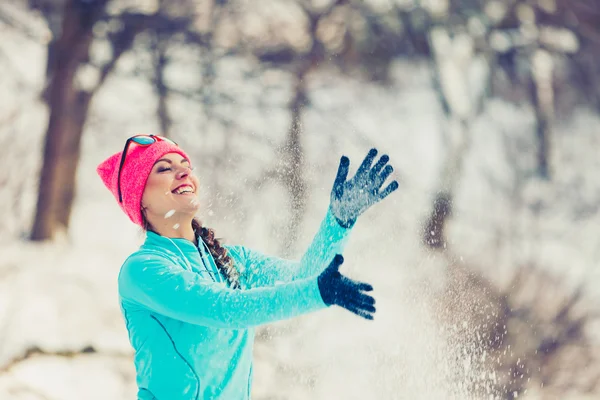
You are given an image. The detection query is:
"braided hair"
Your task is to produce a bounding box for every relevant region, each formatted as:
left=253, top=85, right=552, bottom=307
left=191, top=218, right=241, bottom=289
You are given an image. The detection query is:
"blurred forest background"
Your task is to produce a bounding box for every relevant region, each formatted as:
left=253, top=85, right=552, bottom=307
left=0, top=0, right=599, bottom=399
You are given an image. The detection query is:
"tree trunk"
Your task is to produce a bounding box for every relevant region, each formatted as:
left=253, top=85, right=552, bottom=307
left=534, top=110, right=550, bottom=179
left=30, top=0, right=107, bottom=241
left=529, top=62, right=553, bottom=180
left=421, top=25, right=487, bottom=251
left=423, top=192, right=452, bottom=249
left=154, top=34, right=171, bottom=137
left=279, top=71, right=309, bottom=256
left=55, top=92, right=92, bottom=228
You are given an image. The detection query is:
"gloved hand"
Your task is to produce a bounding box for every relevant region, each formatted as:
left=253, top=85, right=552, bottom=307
left=330, top=148, right=399, bottom=228
left=317, top=254, right=376, bottom=320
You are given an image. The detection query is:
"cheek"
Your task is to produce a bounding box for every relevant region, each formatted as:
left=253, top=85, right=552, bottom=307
left=142, top=175, right=172, bottom=205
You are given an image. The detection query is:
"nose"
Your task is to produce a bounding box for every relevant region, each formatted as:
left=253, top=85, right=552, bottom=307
left=175, top=165, right=193, bottom=179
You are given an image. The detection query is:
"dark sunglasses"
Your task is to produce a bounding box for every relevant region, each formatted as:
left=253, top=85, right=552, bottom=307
left=117, top=134, right=178, bottom=203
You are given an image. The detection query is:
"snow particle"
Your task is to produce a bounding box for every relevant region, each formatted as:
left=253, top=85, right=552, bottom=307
left=165, top=209, right=176, bottom=218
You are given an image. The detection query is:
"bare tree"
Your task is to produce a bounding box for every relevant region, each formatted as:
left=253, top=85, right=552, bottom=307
left=421, top=23, right=490, bottom=249
left=252, top=1, right=338, bottom=255
left=399, top=2, right=600, bottom=397
left=416, top=0, right=600, bottom=246
left=254, top=0, right=406, bottom=254
left=277, top=66, right=310, bottom=255
left=30, top=0, right=111, bottom=240
left=28, top=0, right=211, bottom=240
left=152, top=30, right=172, bottom=138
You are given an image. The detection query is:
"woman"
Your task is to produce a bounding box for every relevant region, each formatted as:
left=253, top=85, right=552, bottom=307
left=96, top=134, right=398, bottom=400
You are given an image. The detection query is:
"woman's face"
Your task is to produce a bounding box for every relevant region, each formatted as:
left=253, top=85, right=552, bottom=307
left=141, top=152, right=200, bottom=220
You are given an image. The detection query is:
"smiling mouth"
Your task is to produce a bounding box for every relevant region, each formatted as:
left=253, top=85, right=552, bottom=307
left=172, top=185, right=195, bottom=195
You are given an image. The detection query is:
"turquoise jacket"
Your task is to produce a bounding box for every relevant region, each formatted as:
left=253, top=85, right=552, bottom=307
left=118, top=210, right=351, bottom=399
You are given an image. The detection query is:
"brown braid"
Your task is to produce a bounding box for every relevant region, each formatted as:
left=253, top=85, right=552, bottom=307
left=142, top=215, right=241, bottom=289
left=191, top=218, right=241, bottom=289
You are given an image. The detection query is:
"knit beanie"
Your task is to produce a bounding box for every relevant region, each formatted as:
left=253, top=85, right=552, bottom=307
left=96, top=139, right=190, bottom=226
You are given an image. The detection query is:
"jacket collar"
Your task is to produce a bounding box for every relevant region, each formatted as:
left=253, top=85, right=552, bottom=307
left=143, top=230, right=200, bottom=260
left=142, top=231, right=224, bottom=283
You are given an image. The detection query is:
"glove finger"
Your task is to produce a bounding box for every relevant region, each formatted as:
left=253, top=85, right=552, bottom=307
left=345, top=304, right=375, bottom=320
left=347, top=291, right=376, bottom=308
left=336, top=284, right=375, bottom=307
left=369, top=154, right=390, bottom=179
left=354, top=292, right=376, bottom=306
left=378, top=180, right=399, bottom=200
left=375, top=164, right=394, bottom=189
left=341, top=276, right=373, bottom=292
left=357, top=282, right=374, bottom=292
left=333, top=156, right=350, bottom=195
left=357, top=302, right=376, bottom=313
left=346, top=294, right=376, bottom=311
left=327, top=254, right=344, bottom=273
left=355, top=148, right=378, bottom=178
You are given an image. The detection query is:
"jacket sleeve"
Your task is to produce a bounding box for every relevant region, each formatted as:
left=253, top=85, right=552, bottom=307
left=118, top=252, right=327, bottom=329
left=228, top=208, right=352, bottom=289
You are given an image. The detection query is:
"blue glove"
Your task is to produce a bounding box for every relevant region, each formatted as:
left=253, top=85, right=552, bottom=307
left=317, top=254, right=376, bottom=320
left=330, top=148, right=399, bottom=228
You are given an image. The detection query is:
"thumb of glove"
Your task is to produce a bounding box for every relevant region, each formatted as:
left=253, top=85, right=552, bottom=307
left=329, top=254, right=344, bottom=272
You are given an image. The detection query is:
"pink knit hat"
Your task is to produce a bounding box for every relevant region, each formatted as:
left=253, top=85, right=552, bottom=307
left=96, top=138, right=190, bottom=226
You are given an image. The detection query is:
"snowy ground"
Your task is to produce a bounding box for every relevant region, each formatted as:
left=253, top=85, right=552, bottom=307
left=1, top=8, right=599, bottom=399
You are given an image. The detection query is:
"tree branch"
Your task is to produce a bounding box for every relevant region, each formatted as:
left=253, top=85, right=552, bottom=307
left=0, top=345, right=132, bottom=374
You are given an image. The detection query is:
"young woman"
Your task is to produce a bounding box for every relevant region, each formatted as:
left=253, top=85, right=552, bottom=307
left=96, top=134, right=398, bottom=400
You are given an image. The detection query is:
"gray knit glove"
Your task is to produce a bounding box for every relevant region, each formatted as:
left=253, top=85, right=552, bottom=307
left=330, top=148, right=399, bottom=228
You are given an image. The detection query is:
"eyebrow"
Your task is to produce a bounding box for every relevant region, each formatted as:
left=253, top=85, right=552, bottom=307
left=154, top=157, right=190, bottom=166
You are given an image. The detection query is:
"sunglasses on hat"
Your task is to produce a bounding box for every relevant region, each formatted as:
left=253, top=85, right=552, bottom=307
left=117, top=134, right=178, bottom=203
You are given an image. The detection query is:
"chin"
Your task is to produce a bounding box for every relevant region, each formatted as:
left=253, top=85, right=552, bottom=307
left=161, top=198, right=200, bottom=219
left=185, top=198, right=201, bottom=214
